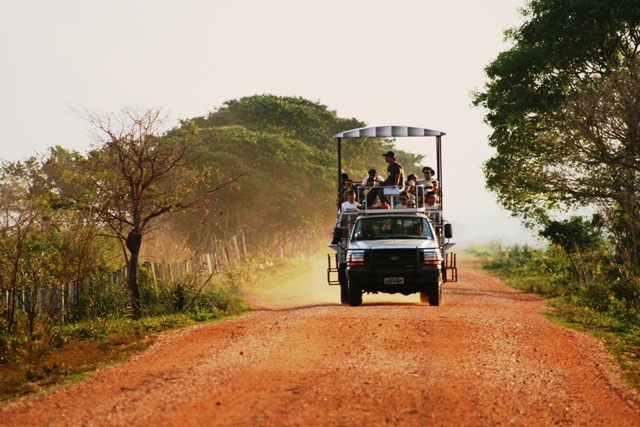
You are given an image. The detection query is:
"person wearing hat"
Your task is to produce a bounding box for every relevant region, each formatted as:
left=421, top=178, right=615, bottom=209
left=365, top=151, right=405, bottom=208
left=417, top=166, right=437, bottom=187
left=360, top=168, right=385, bottom=187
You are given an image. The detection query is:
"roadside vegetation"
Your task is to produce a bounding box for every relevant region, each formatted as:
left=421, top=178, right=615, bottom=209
left=466, top=238, right=640, bottom=391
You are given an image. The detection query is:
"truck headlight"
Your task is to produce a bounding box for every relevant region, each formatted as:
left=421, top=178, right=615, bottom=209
left=422, top=249, right=442, bottom=266
left=348, top=250, right=365, bottom=266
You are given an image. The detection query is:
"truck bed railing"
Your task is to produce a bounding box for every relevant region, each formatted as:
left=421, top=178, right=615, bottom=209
left=355, top=183, right=433, bottom=210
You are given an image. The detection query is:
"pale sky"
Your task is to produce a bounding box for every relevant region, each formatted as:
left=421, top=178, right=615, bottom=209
left=0, top=0, right=534, bottom=245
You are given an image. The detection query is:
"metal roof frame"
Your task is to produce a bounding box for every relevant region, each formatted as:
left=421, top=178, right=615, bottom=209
left=333, top=125, right=445, bottom=139
left=333, top=125, right=446, bottom=209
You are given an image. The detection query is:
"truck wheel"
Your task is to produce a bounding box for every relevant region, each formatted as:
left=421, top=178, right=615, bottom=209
left=339, top=265, right=348, bottom=304
left=428, top=282, right=442, bottom=306
left=348, top=281, right=362, bottom=306
left=340, top=283, right=349, bottom=305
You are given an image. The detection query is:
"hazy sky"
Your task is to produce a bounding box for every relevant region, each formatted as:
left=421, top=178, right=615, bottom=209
left=0, top=0, right=533, bottom=245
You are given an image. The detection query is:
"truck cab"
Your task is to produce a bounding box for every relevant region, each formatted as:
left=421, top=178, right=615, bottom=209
left=327, top=126, right=457, bottom=306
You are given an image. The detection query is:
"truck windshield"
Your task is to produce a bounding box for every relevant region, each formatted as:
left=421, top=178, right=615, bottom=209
left=352, top=217, right=433, bottom=240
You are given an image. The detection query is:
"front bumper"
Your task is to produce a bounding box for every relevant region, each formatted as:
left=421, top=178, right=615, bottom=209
left=347, top=265, right=441, bottom=295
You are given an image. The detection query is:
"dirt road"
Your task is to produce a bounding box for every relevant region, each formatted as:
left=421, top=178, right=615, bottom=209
left=1, top=256, right=639, bottom=426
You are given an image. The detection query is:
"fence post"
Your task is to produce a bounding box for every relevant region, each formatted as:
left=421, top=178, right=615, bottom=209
left=240, top=230, right=247, bottom=261
left=232, top=235, right=241, bottom=263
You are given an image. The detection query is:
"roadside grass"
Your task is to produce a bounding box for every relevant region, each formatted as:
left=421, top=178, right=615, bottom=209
left=465, top=242, right=640, bottom=393
left=0, top=256, right=310, bottom=404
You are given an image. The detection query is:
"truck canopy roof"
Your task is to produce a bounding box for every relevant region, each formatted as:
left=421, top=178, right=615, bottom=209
left=333, top=126, right=446, bottom=139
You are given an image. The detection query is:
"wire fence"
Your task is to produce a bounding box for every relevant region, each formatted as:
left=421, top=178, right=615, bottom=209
left=2, top=231, right=249, bottom=323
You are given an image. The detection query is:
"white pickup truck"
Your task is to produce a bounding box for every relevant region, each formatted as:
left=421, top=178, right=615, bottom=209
left=327, top=126, right=457, bottom=306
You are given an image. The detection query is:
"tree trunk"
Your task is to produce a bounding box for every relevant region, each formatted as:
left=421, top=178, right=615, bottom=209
left=126, top=231, right=142, bottom=319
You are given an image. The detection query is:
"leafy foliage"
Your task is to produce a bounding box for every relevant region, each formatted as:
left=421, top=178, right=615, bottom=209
left=474, top=1, right=640, bottom=309
left=171, top=95, right=424, bottom=252
left=474, top=0, right=640, bottom=224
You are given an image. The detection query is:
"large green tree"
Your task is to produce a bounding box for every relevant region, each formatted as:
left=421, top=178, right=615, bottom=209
left=186, top=94, right=416, bottom=179
left=473, top=0, right=640, bottom=229
left=173, top=95, right=427, bottom=253
left=175, top=95, right=394, bottom=252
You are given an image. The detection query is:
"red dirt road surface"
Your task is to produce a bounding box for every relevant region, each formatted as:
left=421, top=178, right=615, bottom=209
left=1, top=256, right=639, bottom=426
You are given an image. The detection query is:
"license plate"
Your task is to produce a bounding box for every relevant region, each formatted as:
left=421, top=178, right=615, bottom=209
left=384, top=277, right=404, bottom=285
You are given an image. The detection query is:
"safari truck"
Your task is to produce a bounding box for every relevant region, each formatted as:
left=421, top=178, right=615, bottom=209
left=327, top=126, right=457, bottom=306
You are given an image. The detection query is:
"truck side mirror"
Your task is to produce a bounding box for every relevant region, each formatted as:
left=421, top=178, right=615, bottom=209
left=444, top=223, right=453, bottom=239
left=331, top=227, right=342, bottom=244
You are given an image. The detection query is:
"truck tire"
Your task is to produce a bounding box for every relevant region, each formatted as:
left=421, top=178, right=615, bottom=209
left=339, top=265, right=348, bottom=304
left=348, top=281, right=362, bottom=306
left=428, top=282, right=442, bottom=306
left=340, top=283, right=349, bottom=305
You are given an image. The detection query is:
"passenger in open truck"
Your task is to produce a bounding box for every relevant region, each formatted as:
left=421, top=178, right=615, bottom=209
left=417, top=166, right=437, bottom=187
left=360, top=168, right=384, bottom=187
left=360, top=176, right=376, bottom=203
left=425, top=191, right=440, bottom=221
left=405, top=180, right=417, bottom=201
left=343, top=179, right=354, bottom=192
left=340, top=190, right=361, bottom=213
left=394, top=191, right=412, bottom=209
left=365, top=151, right=405, bottom=208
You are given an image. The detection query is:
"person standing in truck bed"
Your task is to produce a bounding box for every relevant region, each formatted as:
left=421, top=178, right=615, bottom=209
left=365, top=151, right=405, bottom=208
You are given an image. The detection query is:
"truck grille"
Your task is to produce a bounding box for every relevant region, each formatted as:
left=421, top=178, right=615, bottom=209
left=370, top=249, right=419, bottom=267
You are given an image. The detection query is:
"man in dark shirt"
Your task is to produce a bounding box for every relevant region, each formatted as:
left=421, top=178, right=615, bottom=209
left=365, top=151, right=404, bottom=208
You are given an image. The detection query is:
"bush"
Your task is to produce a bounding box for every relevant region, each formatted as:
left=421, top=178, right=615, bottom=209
left=480, top=241, right=640, bottom=329
left=68, top=269, right=131, bottom=321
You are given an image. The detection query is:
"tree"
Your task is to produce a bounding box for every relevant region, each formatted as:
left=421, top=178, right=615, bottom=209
left=48, top=107, right=235, bottom=319
left=187, top=94, right=404, bottom=178
left=0, top=156, right=113, bottom=331
left=473, top=1, right=640, bottom=231
left=173, top=95, right=429, bottom=255
left=0, top=160, right=46, bottom=332
left=189, top=94, right=364, bottom=150
left=540, top=216, right=600, bottom=284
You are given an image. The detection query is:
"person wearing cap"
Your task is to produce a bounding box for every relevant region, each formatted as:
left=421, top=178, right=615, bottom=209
left=360, top=168, right=385, bottom=187
left=365, top=151, right=405, bottom=208
left=382, top=151, right=404, bottom=186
